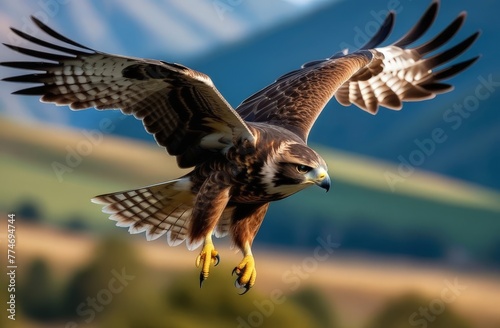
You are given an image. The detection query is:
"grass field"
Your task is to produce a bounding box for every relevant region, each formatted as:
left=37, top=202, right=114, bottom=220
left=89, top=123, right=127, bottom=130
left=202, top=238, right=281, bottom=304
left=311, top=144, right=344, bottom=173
left=9, top=222, right=500, bottom=328
left=2, top=118, right=500, bottom=327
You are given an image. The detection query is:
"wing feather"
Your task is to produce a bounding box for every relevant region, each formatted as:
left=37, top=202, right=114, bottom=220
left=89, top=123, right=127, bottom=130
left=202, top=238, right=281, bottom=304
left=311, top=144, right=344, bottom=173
left=392, top=0, right=439, bottom=47
left=237, top=52, right=372, bottom=140
left=1, top=17, right=254, bottom=168
left=359, top=11, right=395, bottom=50
left=414, top=13, right=467, bottom=55
left=236, top=0, right=479, bottom=140
left=334, top=2, right=479, bottom=116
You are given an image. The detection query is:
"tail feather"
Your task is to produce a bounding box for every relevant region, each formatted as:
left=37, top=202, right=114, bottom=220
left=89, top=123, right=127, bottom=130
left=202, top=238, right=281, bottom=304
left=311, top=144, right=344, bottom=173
left=91, top=178, right=195, bottom=245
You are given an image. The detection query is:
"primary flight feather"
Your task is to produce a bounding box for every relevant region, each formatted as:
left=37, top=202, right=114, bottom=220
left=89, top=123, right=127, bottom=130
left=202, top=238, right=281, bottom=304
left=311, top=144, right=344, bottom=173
left=1, top=0, right=479, bottom=293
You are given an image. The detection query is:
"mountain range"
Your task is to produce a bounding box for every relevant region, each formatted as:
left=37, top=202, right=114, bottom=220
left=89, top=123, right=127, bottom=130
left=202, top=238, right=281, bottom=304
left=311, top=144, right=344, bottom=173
left=84, top=0, right=500, bottom=190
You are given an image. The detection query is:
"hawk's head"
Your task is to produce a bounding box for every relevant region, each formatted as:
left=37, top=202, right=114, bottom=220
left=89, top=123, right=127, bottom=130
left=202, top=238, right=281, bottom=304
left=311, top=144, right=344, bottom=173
left=261, top=141, right=331, bottom=198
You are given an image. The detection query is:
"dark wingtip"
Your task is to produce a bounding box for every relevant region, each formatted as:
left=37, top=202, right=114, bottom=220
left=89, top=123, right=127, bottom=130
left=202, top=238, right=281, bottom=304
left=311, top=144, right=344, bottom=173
left=30, top=15, right=50, bottom=31
left=30, top=15, right=40, bottom=24
left=433, top=55, right=480, bottom=81
left=10, top=85, right=48, bottom=96
left=430, top=0, right=440, bottom=10
left=1, top=43, right=73, bottom=62
left=414, top=12, right=467, bottom=55
left=393, top=0, right=439, bottom=48
left=29, top=15, right=93, bottom=51
left=3, top=75, right=26, bottom=82
left=426, top=31, right=480, bottom=68
left=0, top=61, right=60, bottom=70
left=8, top=25, right=93, bottom=57
left=360, top=11, right=395, bottom=50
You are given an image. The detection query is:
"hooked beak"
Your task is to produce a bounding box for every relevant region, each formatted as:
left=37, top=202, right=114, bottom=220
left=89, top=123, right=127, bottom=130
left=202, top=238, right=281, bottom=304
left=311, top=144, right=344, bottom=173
left=312, top=168, right=331, bottom=192
left=317, top=174, right=331, bottom=192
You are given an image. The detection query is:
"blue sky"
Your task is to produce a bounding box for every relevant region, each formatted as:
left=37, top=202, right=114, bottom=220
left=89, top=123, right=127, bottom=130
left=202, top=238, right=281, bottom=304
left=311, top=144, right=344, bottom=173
left=0, top=0, right=335, bottom=57
left=0, top=0, right=342, bottom=124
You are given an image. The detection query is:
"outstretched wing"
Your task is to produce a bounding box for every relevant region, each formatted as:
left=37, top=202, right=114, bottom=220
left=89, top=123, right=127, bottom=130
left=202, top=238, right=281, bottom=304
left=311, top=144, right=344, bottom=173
left=236, top=0, right=480, bottom=141
left=1, top=17, right=254, bottom=168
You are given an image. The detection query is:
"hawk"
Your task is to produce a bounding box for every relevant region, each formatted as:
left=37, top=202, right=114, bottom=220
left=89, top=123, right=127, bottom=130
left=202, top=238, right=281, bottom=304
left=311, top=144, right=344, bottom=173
left=1, top=0, right=478, bottom=293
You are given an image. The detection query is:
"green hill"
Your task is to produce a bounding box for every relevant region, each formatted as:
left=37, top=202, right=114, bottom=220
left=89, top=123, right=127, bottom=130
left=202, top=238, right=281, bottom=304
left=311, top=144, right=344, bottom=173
left=1, top=119, right=499, bottom=265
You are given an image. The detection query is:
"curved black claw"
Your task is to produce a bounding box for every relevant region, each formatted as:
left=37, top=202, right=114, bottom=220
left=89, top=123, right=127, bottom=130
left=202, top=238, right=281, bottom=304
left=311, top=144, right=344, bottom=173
left=199, top=272, right=206, bottom=288
left=214, top=254, right=220, bottom=266
left=232, top=269, right=251, bottom=295
left=233, top=278, right=251, bottom=295
left=239, top=285, right=251, bottom=295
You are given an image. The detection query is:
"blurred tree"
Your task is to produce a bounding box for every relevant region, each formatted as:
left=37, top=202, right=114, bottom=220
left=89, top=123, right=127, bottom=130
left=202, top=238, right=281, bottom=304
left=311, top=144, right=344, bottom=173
left=368, top=293, right=472, bottom=328
left=91, top=262, right=327, bottom=328
left=288, top=286, right=339, bottom=328
left=54, top=235, right=336, bottom=327
left=61, top=235, right=141, bottom=320
left=15, top=198, right=42, bottom=222
left=19, top=258, right=59, bottom=321
left=162, top=266, right=322, bottom=328
left=63, top=213, right=90, bottom=232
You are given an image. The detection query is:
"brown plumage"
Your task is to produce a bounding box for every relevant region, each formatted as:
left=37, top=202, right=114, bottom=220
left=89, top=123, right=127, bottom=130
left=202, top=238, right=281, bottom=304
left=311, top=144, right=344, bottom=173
left=1, top=0, right=479, bottom=293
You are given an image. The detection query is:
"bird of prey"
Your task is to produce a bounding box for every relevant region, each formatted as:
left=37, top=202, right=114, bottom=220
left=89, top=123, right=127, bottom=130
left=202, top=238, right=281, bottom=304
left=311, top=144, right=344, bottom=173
left=1, top=0, right=478, bottom=293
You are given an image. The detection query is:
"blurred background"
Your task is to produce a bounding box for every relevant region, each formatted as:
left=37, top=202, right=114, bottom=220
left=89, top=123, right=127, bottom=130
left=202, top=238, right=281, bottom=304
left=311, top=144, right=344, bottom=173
left=1, top=0, right=499, bottom=327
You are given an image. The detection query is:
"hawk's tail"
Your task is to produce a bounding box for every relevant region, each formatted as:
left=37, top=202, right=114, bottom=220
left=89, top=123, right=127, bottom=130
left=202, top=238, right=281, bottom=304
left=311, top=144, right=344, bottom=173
left=91, top=178, right=198, bottom=247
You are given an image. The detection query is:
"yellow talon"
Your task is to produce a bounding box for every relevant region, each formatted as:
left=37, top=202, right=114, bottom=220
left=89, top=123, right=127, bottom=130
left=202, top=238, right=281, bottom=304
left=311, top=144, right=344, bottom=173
left=232, top=254, right=256, bottom=294
left=195, top=242, right=220, bottom=287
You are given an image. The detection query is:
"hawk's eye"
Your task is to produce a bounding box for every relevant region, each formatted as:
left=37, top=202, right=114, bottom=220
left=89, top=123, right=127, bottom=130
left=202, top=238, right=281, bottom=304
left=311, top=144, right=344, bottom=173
left=296, top=164, right=312, bottom=174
